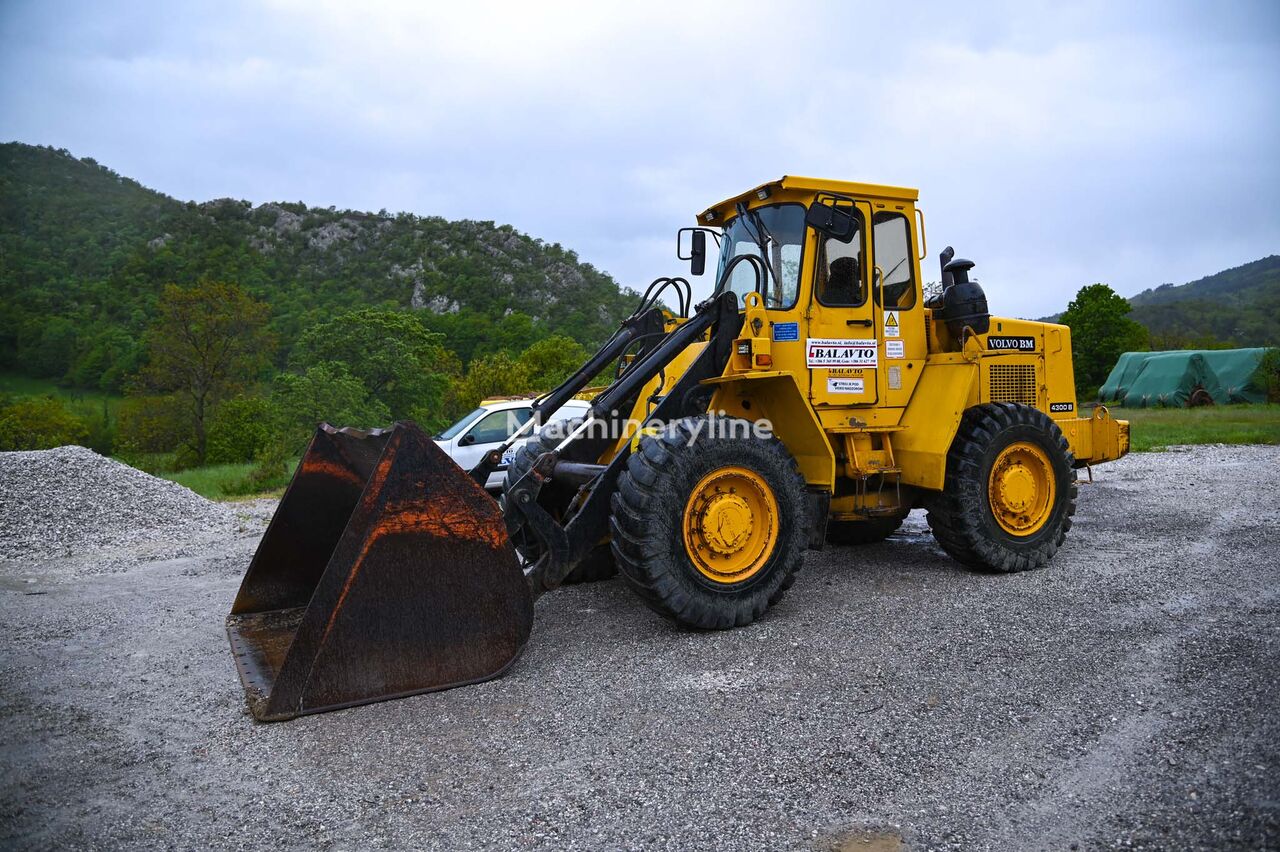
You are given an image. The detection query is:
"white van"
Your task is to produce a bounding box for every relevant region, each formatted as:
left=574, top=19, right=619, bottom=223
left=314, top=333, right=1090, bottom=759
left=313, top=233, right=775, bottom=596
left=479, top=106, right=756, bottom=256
left=434, top=397, right=592, bottom=491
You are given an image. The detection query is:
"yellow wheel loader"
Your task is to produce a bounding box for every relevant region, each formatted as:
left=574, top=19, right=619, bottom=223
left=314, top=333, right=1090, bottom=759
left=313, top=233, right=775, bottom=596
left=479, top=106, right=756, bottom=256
left=226, top=177, right=1130, bottom=720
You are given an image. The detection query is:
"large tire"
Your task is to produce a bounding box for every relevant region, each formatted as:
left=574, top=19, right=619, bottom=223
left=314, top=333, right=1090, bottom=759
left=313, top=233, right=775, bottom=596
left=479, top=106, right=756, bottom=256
left=502, top=419, right=617, bottom=584
left=926, top=402, right=1076, bottom=573
left=610, top=415, right=809, bottom=629
left=826, top=511, right=909, bottom=546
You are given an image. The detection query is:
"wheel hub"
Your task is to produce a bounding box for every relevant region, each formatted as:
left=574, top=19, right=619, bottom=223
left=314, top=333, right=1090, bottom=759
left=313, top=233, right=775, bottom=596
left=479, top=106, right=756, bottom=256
left=696, top=492, right=753, bottom=554
left=682, top=466, right=779, bottom=584
left=988, top=441, right=1056, bottom=536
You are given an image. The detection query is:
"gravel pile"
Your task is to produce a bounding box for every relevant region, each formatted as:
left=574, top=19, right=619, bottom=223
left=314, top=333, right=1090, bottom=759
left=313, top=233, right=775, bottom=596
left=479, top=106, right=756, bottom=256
left=0, top=445, right=243, bottom=562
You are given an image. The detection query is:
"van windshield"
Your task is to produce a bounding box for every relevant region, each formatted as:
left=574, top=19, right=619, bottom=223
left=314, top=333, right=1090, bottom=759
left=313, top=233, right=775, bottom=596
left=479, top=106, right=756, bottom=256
left=436, top=408, right=485, bottom=440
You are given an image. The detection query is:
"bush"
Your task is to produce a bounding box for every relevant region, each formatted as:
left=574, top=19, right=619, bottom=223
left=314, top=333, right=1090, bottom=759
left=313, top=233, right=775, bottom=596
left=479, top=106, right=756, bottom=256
left=207, top=395, right=279, bottom=464
left=221, top=441, right=293, bottom=496
left=114, top=394, right=192, bottom=465
left=1258, top=348, right=1280, bottom=403
left=0, top=395, right=90, bottom=450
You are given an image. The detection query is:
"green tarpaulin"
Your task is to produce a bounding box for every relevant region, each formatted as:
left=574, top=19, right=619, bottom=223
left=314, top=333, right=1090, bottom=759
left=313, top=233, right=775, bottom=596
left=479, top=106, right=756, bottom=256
left=1098, top=348, right=1273, bottom=407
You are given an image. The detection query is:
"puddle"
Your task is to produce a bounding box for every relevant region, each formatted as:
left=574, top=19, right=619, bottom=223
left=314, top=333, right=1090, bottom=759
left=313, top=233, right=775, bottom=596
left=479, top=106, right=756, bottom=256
left=819, top=827, right=907, bottom=852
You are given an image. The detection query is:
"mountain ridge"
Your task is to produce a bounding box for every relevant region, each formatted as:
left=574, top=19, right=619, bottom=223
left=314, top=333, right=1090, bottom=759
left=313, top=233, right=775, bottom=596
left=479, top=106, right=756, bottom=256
left=0, top=142, right=638, bottom=388
left=1037, top=255, right=1278, bottom=347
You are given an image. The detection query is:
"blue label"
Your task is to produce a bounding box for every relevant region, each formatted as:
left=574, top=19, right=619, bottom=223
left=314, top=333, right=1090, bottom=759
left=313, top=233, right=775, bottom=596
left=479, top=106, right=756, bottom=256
left=772, top=322, right=799, bottom=342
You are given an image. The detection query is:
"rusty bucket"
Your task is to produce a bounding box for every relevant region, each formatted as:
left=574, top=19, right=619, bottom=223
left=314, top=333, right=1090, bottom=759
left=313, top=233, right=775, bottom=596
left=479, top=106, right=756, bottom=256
left=226, top=422, right=532, bottom=721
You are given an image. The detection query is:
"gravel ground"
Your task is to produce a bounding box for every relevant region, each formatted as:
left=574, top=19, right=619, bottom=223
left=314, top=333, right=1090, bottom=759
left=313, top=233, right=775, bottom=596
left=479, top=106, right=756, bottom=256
left=0, top=446, right=253, bottom=572
left=1, top=445, right=1277, bottom=850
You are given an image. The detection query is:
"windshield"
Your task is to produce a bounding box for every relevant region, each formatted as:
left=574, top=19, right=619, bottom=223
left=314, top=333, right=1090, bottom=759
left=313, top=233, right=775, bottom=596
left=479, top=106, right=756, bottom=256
left=436, top=407, right=485, bottom=440
left=714, top=203, right=806, bottom=309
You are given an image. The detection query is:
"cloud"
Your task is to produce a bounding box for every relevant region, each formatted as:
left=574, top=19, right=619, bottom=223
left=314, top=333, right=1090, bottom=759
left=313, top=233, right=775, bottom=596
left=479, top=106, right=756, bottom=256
left=2, top=0, right=1277, bottom=316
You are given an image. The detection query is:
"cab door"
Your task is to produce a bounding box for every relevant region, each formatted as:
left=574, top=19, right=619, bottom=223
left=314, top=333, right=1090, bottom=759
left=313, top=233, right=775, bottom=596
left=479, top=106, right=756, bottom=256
left=806, top=199, right=879, bottom=407
left=868, top=207, right=927, bottom=407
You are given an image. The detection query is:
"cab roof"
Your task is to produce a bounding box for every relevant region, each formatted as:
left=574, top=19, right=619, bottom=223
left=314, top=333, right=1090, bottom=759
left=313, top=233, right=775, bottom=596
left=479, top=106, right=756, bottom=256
left=697, top=175, right=919, bottom=226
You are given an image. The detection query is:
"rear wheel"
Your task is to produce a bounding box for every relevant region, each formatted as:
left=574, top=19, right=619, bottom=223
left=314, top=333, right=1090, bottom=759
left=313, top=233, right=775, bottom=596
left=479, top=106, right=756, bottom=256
left=826, top=511, right=909, bottom=546
left=610, top=415, right=808, bottom=629
left=926, top=403, right=1076, bottom=572
left=502, top=419, right=616, bottom=584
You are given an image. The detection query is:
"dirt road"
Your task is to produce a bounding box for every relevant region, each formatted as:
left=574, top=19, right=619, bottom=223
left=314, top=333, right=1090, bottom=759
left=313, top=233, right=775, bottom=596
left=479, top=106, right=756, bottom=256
left=2, top=445, right=1277, bottom=850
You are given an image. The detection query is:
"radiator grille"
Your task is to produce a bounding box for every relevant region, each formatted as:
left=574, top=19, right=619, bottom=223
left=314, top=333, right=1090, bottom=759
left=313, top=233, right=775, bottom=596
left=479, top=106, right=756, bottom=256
left=989, top=364, right=1038, bottom=406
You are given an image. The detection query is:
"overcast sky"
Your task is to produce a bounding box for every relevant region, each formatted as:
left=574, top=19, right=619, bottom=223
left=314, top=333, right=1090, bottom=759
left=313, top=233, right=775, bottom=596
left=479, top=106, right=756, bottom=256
left=2, top=1, right=1277, bottom=317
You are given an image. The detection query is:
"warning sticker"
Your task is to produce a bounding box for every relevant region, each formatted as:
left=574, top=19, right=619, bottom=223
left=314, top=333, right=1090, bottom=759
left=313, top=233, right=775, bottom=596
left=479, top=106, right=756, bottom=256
left=806, top=338, right=878, bottom=368
left=884, top=310, right=900, bottom=338
left=828, top=377, right=865, bottom=394
left=885, top=339, right=905, bottom=359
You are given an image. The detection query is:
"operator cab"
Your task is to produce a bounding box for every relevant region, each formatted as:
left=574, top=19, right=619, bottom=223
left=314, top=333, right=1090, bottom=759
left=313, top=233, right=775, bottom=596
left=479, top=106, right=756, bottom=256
left=679, top=176, right=929, bottom=410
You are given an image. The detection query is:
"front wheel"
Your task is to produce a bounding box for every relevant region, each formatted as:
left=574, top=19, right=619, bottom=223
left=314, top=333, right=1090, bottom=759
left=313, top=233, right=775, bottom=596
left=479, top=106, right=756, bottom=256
left=610, top=415, right=809, bottom=629
left=926, top=403, right=1077, bottom=573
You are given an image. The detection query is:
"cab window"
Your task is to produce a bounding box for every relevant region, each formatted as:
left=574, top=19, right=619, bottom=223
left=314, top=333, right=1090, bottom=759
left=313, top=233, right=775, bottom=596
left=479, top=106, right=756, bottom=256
left=815, top=209, right=866, bottom=306
left=467, top=408, right=532, bottom=444
left=872, top=212, right=916, bottom=309
left=716, top=203, right=806, bottom=309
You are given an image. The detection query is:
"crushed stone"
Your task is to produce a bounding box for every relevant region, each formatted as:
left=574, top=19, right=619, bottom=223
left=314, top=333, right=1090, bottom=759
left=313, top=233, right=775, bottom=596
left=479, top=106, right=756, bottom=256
left=0, top=445, right=254, bottom=566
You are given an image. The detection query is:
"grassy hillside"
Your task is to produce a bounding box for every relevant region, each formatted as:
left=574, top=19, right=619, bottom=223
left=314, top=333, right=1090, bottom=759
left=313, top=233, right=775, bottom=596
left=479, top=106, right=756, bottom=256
left=0, top=142, right=638, bottom=389
left=1126, top=256, right=1279, bottom=347
left=1040, top=256, right=1279, bottom=347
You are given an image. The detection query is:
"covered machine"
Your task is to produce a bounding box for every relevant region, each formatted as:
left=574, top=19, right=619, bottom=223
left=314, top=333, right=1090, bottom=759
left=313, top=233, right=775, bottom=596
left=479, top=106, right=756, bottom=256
left=1099, top=347, right=1274, bottom=407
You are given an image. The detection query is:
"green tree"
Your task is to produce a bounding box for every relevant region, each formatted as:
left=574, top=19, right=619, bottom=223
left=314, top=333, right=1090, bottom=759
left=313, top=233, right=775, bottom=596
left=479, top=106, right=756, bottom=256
left=272, top=362, right=391, bottom=451
left=68, top=327, right=140, bottom=392
left=206, top=395, right=279, bottom=464
left=446, top=351, right=531, bottom=416
left=30, top=318, right=79, bottom=379
left=1258, top=348, right=1280, bottom=403
left=516, top=335, right=589, bottom=391
left=1060, top=283, right=1149, bottom=394
left=289, top=308, right=459, bottom=420
left=138, top=281, right=274, bottom=463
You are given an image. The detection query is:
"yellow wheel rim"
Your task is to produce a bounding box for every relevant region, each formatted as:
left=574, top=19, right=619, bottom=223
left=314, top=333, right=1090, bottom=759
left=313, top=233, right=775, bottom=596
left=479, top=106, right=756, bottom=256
left=987, top=441, right=1056, bottom=536
left=682, top=466, right=779, bottom=584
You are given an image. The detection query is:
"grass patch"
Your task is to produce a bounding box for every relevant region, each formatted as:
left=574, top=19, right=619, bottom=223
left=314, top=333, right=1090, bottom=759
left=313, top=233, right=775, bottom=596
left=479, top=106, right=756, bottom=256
left=161, top=463, right=258, bottom=500
left=0, top=371, right=119, bottom=405
left=1113, top=403, right=1280, bottom=451
left=158, top=458, right=299, bottom=500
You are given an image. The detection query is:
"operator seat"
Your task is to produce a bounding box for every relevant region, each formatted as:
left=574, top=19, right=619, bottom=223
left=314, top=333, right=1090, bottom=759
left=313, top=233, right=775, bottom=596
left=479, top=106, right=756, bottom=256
left=826, top=256, right=863, bottom=305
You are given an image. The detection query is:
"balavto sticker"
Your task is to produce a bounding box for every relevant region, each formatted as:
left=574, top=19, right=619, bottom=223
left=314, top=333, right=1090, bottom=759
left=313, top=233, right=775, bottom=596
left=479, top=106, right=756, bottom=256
left=807, top=338, right=878, bottom=368
left=987, top=335, right=1037, bottom=352
left=1049, top=401, right=1075, bottom=413
left=828, top=378, right=865, bottom=394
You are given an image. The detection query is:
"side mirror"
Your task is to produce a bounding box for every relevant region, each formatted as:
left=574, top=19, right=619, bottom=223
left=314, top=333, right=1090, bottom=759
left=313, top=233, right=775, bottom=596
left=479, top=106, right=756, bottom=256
left=677, top=227, right=713, bottom=276
left=458, top=433, right=476, bottom=446
left=690, top=230, right=706, bottom=276
left=805, top=201, right=857, bottom=243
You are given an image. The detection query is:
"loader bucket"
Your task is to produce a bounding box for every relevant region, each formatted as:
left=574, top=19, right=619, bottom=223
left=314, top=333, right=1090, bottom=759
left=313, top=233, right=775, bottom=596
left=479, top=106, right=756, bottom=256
left=226, top=422, right=533, bottom=721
